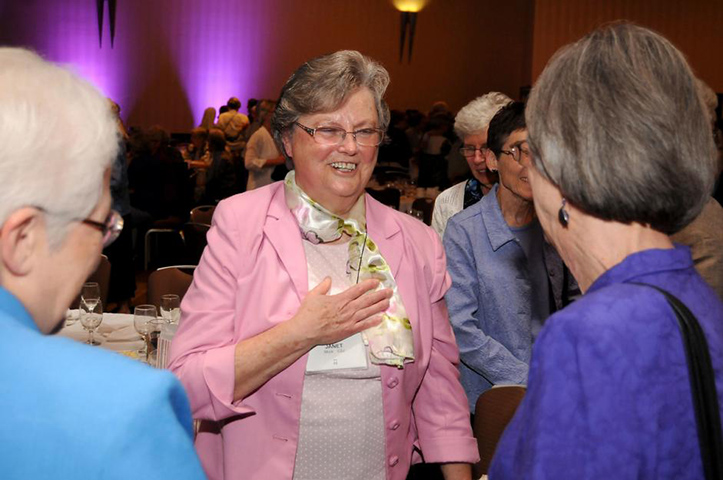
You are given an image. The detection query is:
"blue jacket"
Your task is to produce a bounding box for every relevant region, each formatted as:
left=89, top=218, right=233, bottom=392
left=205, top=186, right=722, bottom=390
left=490, top=246, right=723, bottom=479
left=443, top=185, right=575, bottom=411
left=0, top=287, right=206, bottom=479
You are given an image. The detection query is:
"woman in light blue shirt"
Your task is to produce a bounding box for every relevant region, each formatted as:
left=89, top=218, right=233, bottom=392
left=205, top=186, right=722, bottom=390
left=443, top=102, right=577, bottom=412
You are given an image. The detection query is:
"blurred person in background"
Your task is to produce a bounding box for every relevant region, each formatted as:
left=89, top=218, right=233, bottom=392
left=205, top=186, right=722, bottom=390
left=669, top=79, right=723, bottom=299
left=103, top=99, right=135, bottom=313
left=202, top=128, right=237, bottom=203
left=217, top=96, right=250, bottom=142
left=247, top=97, right=258, bottom=124
left=417, top=113, right=453, bottom=189
left=200, top=106, right=216, bottom=131
left=184, top=126, right=210, bottom=163
left=377, top=109, right=413, bottom=168
left=244, top=99, right=285, bottom=190
left=129, top=125, right=192, bottom=223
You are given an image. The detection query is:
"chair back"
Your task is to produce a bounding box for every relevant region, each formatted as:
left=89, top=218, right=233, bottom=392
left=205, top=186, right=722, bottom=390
left=411, top=197, right=434, bottom=225
left=181, top=222, right=211, bottom=265
left=144, top=227, right=185, bottom=270
left=190, top=205, right=216, bottom=225
left=146, top=266, right=196, bottom=308
left=366, top=187, right=401, bottom=210
left=473, top=385, right=526, bottom=476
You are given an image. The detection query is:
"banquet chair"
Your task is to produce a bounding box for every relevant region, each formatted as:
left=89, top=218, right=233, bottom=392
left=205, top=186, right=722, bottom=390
left=366, top=187, right=401, bottom=210
left=373, top=164, right=409, bottom=182
left=146, top=265, right=196, bottom=308
left=190, top=205, right=216, bottom=225
left=144, top=227, right=184, bottom=270
left=411, top=197, right=434, bottom=225
left=70, top=254, right=111, bottom=309
left=473, top=385, right=526, bottom=477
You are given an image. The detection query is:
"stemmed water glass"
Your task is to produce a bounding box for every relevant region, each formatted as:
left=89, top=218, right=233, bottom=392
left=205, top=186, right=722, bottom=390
left=80, top=282, right=102, bottom=345
left=134, top=305, right=157, bottom=363
left=81, top=282, right=101, bottom=313
left=80, top=304, right=103, bottom=346
left=160, top=294, right=181, bottom=325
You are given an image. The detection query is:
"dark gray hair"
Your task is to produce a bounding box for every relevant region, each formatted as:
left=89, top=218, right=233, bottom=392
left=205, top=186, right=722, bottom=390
left=272, top=50, right=390, bottom=160
left=527, top=23, right=716, bottom=234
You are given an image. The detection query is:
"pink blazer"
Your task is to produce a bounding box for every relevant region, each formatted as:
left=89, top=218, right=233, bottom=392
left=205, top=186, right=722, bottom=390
left=169, top=182, right=479, bottom=480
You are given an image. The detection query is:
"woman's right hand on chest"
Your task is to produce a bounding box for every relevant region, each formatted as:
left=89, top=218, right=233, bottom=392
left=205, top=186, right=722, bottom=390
left=289, top=277, right=391, bottom=348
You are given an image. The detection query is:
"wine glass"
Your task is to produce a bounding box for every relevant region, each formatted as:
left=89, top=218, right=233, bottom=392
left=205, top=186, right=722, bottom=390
left=160, top=294, right=181, bottom=325
left=134, top=305, right=157, bottom=363
left=81, top=282, right=101, bottom=313
left=80, top=299, right=103, bottom=346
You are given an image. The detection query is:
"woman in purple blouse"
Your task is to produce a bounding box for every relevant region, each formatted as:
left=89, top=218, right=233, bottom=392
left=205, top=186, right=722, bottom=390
left=489, top=23, right=723, bottom=479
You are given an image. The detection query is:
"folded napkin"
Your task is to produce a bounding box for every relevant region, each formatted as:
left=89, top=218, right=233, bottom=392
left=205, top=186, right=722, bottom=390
left=96, top=322, right=116, bottom=336
left=101, top=313, right=134, bottom=328
left=105, top=325, right=142, bottom=342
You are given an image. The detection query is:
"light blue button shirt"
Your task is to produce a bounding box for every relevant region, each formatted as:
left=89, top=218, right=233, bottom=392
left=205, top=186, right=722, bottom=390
left=443, top=185, right=574, bottom=411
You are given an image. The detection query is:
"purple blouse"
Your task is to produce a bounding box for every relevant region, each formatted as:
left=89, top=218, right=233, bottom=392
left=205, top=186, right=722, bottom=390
left=490, top=245, right=723, bottom=479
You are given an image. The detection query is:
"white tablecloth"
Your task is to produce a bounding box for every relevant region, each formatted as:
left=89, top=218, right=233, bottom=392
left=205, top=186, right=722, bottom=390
left=59, top=312, right=144, bottom=360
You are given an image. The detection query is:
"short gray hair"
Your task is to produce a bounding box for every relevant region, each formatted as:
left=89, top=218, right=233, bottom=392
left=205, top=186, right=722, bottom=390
left=454, top=92, right=512, bottom=139
left=272, top=50, right=391, bottom=159
left=527, top=23, right=716, bottom=234
left=0, top=48, right=118, bottom=247
left=696, top=78, right=719, bottom=124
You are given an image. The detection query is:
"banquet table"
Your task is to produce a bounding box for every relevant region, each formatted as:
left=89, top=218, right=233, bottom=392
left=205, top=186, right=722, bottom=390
left=59, top=312, right=145, bottom=360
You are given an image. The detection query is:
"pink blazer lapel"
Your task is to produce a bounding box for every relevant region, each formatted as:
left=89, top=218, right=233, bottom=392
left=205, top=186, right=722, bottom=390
left=365, top=195, right=424, bottom=367
left=264, top=186, right=308, bottom=300
left=365, top=195, right=402, bottom=277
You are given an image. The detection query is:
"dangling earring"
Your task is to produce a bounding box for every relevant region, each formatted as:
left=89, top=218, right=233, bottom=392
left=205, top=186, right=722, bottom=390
left=558, top=198, right=570, bottom=227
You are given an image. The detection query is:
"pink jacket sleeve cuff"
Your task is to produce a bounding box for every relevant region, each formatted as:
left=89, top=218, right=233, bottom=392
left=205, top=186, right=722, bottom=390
left=417, top=435, right=480, bottom=464
left=199, top=344, right=255, bottom=420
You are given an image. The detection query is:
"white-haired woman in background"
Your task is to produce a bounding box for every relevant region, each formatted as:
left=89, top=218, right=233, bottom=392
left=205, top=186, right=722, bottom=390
left=430, top=92, right=511, bottom=238
left=490, top=23, right=723, bottom=479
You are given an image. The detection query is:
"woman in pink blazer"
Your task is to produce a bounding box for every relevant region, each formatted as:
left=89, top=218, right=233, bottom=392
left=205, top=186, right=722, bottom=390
left=169, top=50, right=478, bottom=480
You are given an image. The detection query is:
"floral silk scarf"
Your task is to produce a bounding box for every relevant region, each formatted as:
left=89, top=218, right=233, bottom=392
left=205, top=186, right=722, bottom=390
left=284, top=171, right=414, bottom=368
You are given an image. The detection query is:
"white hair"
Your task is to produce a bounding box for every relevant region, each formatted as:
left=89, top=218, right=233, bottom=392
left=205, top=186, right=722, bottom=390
left=454, top=92, right=512, bottom=139
left=0, top=48, right=118, bottom=248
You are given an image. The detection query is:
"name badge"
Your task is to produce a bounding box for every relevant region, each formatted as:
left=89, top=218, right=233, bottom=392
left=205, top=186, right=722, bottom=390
left=306, top=333, right=368, bottom=372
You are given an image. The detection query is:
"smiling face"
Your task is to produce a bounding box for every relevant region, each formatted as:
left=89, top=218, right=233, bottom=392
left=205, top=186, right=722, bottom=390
left=283, top=87, right=379, bottom=216
left=462, top=130, right=496, bottom=185
left=489, top=128, right=533, bottom=203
